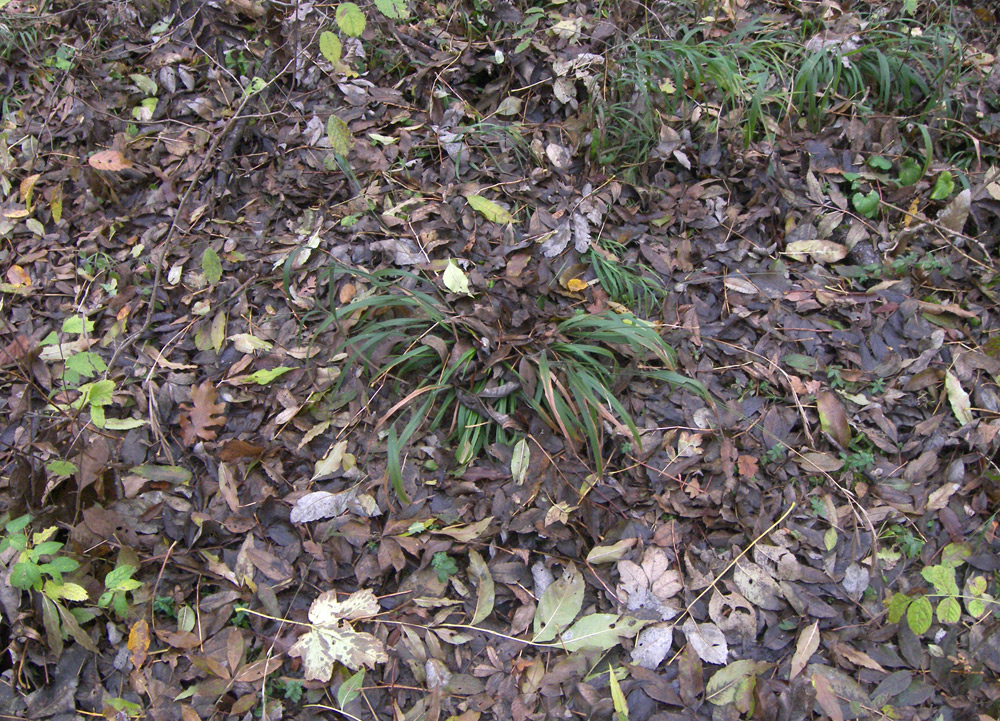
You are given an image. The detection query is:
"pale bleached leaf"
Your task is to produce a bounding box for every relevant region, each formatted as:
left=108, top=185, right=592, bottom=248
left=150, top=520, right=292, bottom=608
left=784, top=240, right=849, bottom=264
left=310, top=588, right=381, bottom=623
left=789, top=620, right=820, bottom=681
left=631, top=623, right=673, bottom=669
left=945, top=371, right=973, bottom=425
left=442, top=261, right=472, bottom=296
left=288, top=624, right=386, bottom=680
left=682, top=619, right=728, bottom=665
left=586, top=538, right=637, bottom=565
left=510, top=438, right=530, bottom=484
left=290, top=488, right=380, bottom=524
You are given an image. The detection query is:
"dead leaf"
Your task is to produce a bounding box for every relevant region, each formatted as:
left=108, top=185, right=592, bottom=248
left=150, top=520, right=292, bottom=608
left=682, top=618, right=728, bottom=665
left=816, top=391, right=850, bottom=448
left=179, top=381, right=226, bottom=445
left=128, top=619, right=150, bottom=670
left=784, top=240, right=849, bottom=263
left=789, top=621, right=820, bottom=681
left=88, top=149, right=133, bottom=171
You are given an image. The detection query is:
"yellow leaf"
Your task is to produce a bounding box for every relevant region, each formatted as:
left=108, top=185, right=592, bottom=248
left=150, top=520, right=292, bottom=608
left=327, top=115, right=352, bottom=155
left=465, top=194, right=514, bottom=224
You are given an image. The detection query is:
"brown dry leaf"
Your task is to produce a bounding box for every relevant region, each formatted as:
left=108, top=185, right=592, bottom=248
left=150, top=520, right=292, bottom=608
left=736, top=454, right=758, bottom=479
left=6, top=265, right=31, bottom=287
left=128, top=619, right=150, bottom=670
left=812, top=671, right=843, bottom=721
left=88, top=149, right=133, bottom=171
left=816, top=391, right=850, bottom=449
left=789, top=620, right=820, bottom=680
left=180, top=381, right=227, bottom=445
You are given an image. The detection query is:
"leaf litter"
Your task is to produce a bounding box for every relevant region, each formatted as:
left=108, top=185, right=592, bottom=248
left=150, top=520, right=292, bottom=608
left=0, top=0, right=999, bottom=718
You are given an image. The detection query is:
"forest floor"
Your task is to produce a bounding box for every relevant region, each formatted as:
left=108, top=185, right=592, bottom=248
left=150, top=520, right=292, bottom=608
left=1, top=0, right=1000, bottom=720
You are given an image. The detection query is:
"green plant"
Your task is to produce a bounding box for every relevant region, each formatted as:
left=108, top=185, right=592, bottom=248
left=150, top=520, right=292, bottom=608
left=300, top=264, right=706, bottom=490
left=1, top=514, right=94, bottom=653
left=431, top=552, right=458, bottom=582
left=268, top=678, right=304, bottom=704
left=588, top=239, right=666, bottom=317
left=153, top=595, right=176, bottom=617
left=98, top=565, right=143, bottom=619
left=882, top=524, right=925, bottom=559
left=762, top=442, right=786, bottom=466
left=1, top=514, right=83, bottom=598
left=886, top=544, right=995, bottom=635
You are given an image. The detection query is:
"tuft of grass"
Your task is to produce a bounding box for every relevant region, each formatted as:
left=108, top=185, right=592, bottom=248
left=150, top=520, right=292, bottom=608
left=301, top=264, right=707, bottom=497
left=589, top=13, right=983, bottom=173
left=588, top=238, right=667, bottom=317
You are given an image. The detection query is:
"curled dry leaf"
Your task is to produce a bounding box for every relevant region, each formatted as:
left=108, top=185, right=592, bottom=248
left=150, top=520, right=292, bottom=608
left=88, top=149, right=133, bottom=171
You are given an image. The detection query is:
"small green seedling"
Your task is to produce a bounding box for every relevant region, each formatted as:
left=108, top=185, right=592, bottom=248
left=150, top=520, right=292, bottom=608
left=98, top=565, right=143, bottom=620
left=431, top=552, right=458, bottom=582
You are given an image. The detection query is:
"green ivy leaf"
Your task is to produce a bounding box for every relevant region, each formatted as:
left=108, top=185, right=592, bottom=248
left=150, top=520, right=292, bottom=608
left=6, top=514, right=33, bottom=534
left=62, top=316, right=95, bottom=335
left=327, top=115, right=353, bottom=156
left=65, top=351, right=107, bottom=379
left=79, top=379, right=115, bottom=408
left=11, top=561, right=42, bottom=590
left=930, top=171, right=954, bottom=200
left=851, top=190, right=881, bottom=218
left=335, top=3, right=366, bottom=37
left=867, top=155, right=892, bottom=171
left=319, top=31, right=342, bottom=65
left=906, top=595, right=933, bottom=635
left=105, top=565, right=137, bottom=590
left=898, top=157, right=921, bottom=186
left=202, top=247, right=222, bottom=286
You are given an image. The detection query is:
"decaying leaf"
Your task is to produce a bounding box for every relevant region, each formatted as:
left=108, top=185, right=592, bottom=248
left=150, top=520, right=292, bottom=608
left=88, top=149, right=133, bottom=171
left=465, top=194, right=514, bottom=224
left=442, top=260, right=472, bottom=296
left=631, top=622, right=673, bottom=669
left=558, top=613, right=642, bottom=652
left=289, top=488, right=380, bottom=523
left=682, top=618, right=728, bottom=665
left=288, top=589, right=387, bottom=681
left=784, top=240, right=849, bottom=263
left=533, top=563, right=584, bottom=643
left=468, top=550, right=494, bottom=625
left=944, top=371, right=973, bottom=425
left=617, top=547, right=683, bottom=620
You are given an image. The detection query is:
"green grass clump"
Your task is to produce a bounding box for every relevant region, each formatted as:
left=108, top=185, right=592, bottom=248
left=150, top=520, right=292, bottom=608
left=301, top=265, right=707, bottom=498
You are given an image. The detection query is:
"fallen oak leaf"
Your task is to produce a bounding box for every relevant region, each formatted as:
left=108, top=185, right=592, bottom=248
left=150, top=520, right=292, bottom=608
left=179, top=381, right=226, bottom=445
